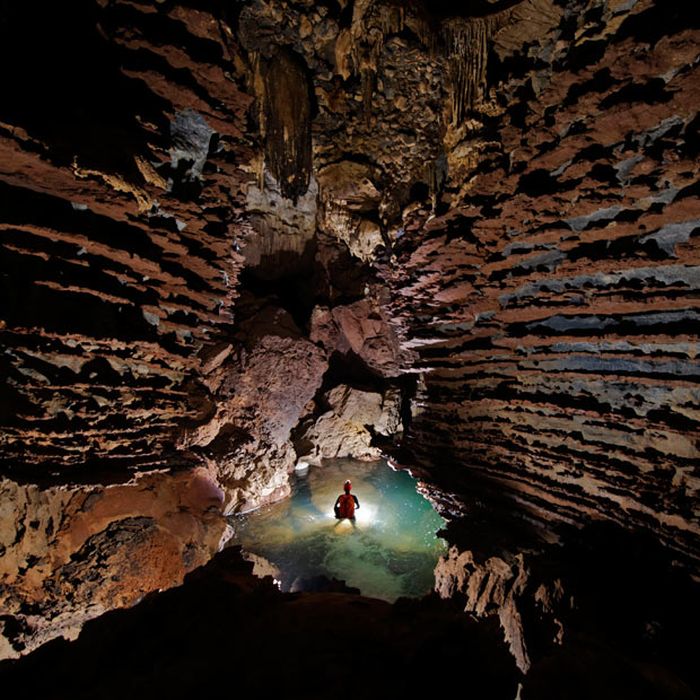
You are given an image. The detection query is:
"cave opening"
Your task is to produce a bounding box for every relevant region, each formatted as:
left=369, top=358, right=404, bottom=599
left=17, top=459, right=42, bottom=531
left=229, top=457, right=447, bottom=601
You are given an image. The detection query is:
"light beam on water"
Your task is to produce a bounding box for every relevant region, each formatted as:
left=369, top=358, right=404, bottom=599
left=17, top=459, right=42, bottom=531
left=230, top=458, right=448, bottom=601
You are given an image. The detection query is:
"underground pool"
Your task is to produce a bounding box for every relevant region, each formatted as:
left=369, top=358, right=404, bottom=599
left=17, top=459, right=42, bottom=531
left=229, top=458, right=448, bottom=601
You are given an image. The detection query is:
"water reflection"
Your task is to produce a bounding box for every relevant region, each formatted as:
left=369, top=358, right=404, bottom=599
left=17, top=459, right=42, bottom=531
left=230, top=458, right=447, bottom=601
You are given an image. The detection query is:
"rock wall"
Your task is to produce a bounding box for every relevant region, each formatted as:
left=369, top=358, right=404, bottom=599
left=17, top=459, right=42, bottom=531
left=0, top=467, right=227, bottom=658
left=0, top=0, right=409, bottom=656
left=0, top=1, right=254, bottom=477
left=0, top=1, right=261, bottom=654
left=386, top=0, right=700, bottom=572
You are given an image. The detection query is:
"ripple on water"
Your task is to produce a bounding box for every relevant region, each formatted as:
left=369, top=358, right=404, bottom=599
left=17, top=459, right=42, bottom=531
left=230, top=458, right=447, bottom=601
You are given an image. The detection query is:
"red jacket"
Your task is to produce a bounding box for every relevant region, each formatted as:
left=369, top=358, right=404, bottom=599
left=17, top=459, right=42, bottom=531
left=335, top=493, right=359, bottom=518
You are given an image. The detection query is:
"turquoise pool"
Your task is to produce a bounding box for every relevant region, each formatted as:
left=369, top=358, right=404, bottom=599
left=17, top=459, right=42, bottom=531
left=230, top=458, right=447, bottom=601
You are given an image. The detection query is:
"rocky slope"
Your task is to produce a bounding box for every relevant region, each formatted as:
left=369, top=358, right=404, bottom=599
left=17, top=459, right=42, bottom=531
left=0, top=548, right=521, bottom=700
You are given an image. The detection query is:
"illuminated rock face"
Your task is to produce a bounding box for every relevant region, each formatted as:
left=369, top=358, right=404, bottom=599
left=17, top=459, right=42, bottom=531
left=387, top=0, right=700, bottom=576
left=382, top=0, right=700, bottom=671
left=0, top=468, right=227, bottom=658
left=0, top=0, right=698, bottom=681
left=300, top=385, right=402, bottom=462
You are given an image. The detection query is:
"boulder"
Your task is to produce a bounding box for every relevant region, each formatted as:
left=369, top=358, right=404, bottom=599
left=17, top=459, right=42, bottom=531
left=300, top=384, right=402, bottom=462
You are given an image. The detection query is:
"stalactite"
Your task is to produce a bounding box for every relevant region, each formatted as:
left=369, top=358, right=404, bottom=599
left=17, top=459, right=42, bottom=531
left=341, top=1, right=511, bottom=126
left=442, top=14, right=506, bottom=126
left=348, top=0, right=405, bottom=118
left=260, top=48, right=312, bottom=202
left=249, top=51, right=266, bottom=192
left=407, top=11, right=439, bottom=55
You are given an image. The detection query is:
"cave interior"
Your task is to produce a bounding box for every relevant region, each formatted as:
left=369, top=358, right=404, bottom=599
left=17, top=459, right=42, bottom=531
left=0, top=0, right=699, bottom=698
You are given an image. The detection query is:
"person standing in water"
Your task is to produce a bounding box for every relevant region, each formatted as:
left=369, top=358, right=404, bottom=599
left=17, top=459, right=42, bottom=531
left=334, top=480, right=360, bottom=521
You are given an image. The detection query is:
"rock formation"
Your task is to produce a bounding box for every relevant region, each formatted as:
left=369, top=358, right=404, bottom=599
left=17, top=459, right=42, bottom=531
left=299, top=383, right=402, bottom=462
left=0, top=467, right=226, bottom=658
left=390, top=0, right=700, bottom=576
left=0, top=548, right=521, bottom=699
left=0, top=0, right=698, bottom=694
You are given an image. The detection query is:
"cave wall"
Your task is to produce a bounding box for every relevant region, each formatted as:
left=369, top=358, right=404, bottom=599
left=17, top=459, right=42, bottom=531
left=0, top=0, right=262, bottom=656
left=0, top=467, right=226, bottom=659
left=387, top=0, right=700, bottom=573
left=0, top=0, right=406, bottom=656
left=0, top=1, right=255, bottom=477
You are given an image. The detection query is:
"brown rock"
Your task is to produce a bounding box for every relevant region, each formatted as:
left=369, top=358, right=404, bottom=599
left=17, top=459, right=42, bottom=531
left=310, top=296, right=402, bottom=376
left=0, top=469, right=226, bottom=658
left=183, top=333, right=327, bottom=512
left=300, top=384, right=401, bottom=462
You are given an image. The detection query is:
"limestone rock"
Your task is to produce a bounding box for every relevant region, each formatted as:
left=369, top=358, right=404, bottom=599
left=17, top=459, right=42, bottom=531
left=183, top=333, right=328, bottom=513
left=300, top=384, right=401, bottom=462
left=1, top=0, right=699, bottom=679
left=317, top=160, right=385, bottom=261
left=0, top=1, right=254, bottom=476
left=435, top=546, right=531, bottom=672
left=243, top=170, right=319, bottom=278
left=310, top=296, right=402, bottom=376
left=387, top=0, right=700, bottom=575
left=0, top=468, right=227, bottom=658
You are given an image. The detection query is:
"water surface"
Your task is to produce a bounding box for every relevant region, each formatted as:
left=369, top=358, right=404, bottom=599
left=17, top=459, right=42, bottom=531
left=231, top=458, right=447, bottom=601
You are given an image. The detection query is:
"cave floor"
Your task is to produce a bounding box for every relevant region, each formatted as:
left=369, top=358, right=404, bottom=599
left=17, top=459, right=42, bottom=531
left=0, top=547, right=519, bottom=700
